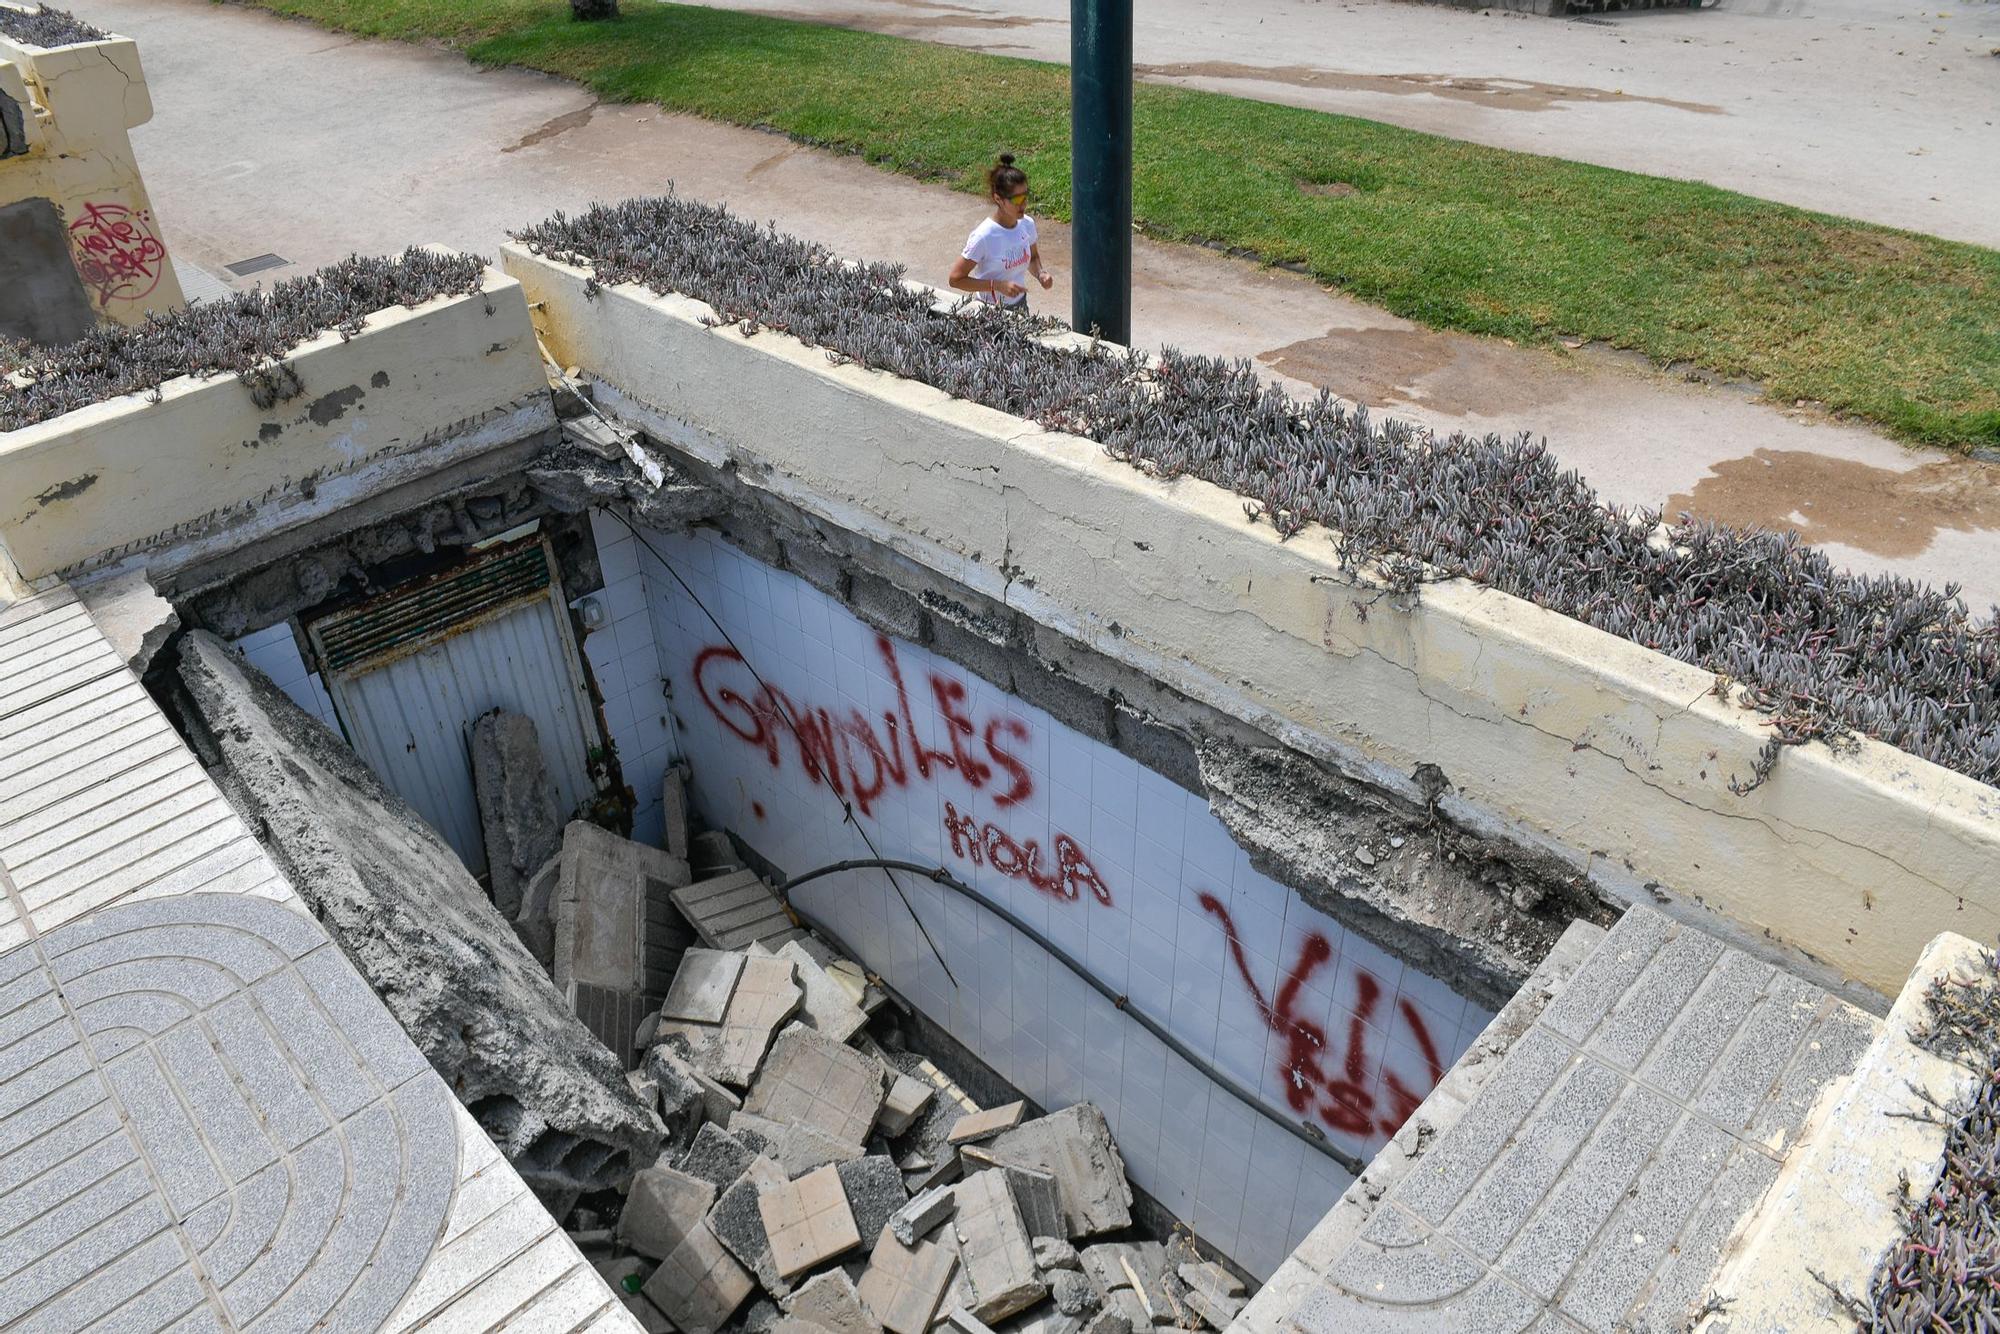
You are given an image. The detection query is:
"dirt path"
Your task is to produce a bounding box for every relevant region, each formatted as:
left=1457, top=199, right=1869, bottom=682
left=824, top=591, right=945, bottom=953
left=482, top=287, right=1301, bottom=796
left=99, top=0, right=2000, bottom=609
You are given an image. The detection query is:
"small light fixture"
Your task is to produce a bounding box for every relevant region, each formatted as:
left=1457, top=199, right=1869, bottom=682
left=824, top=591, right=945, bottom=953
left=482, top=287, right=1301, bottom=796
left=576, top=596, right=606, bottom=630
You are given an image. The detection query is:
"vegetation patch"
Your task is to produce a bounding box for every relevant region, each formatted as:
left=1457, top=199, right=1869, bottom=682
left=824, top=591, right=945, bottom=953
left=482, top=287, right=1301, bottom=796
left=0, top=4, right=108, bottom=47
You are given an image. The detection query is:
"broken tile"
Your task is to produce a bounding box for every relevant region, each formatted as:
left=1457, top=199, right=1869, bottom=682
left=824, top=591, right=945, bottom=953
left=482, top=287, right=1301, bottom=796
left=984, top=1106, right=1134, bottom=1239
left=779, top=940, right=871, bottom=1043
left=878, top=1071, right=937, bottom=1138
left=716, top=955, right=804, bottom=1086
left=665, top=948, right=749, bottom=1024
left=762, top=1163, right=864, bottom=1277
left=779, top=1123, right=868, bottom=1178
left=838, top=1155, right=910, bottom=1247
left=952, top=1171, right=1045, bottom=1322
left=711, top=1155, right=795, bottom=1299
left=680, top=1121, right=759, bottom=1193
left=674, top=867, right=796, bottom=949
left=643, top=1219, right=756, bottom=1334
left=746, top=1027, right=887, bottom=1145
left=947, top=1102, right=1027, bottom=1145
left=786, top=1269, right=883, bottom=1334
left=857, top=1226, right=960, bottom=1334
left=620, top=1164, right=719, bottom=1260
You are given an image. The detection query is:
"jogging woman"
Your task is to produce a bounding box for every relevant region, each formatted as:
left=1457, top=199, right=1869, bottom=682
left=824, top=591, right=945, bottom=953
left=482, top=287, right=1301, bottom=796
left=948, top=154, right=1054, bottom=312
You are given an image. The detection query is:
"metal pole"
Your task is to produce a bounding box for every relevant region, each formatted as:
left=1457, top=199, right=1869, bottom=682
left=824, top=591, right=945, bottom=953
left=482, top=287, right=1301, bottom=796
left=1070, top=0, right=1132, bottom=345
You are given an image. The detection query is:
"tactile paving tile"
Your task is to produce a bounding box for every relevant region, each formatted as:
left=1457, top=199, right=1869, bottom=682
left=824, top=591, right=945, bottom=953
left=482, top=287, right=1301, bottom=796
left=0, top=892, right=458, bottom=1332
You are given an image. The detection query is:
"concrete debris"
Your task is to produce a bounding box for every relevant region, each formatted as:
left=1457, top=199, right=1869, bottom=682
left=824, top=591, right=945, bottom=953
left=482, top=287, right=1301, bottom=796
left=890, top=1185, right=958, bottom=1247
left=947, top=1102, right=1027, bottom=1145
left=645, top=1219, right=756, bottom=1334
left=1032, top=1238, right=1081, bottom=1273
left=637, top=1009, right=662, bottom=1051
left=1175, top=1262, right=1245, bottom=1303
left=836, top=1156, right=908, bottom=1248
left=951, top=1169, right=1045, bottom=1322
left=1050, top=1271, right=1098, bottom=1318
left=784, top=1270, right=882, bottom=1334
left=1077, top=1309, right=1131, bottom=1334
left=743, top=1296, right=785, bottom=1334
left=711, top=1155, right=797, bottom=1299
left=469, top=710, right=564, bottom=919
left=716, top=955, right=804, bottom=1086
left=856, top=1226, right=959, bottom=1334
left=663, top=762, right=693, bottom=860
left=1078, top=1245, right=1172, bottom=1326
left=666, top=948, right=749, bottom=1024
left=595, top=1254, right=649, bottom=1292
left=746, top=1027, right=886, bottom=1145
left=761, top=1164, right=863, bottom=1278
left=78, top=568, right=178, bottom=674
left=1179, top=1287, right=1244, bottom=1329
left=984, top=1107, right=1134, bottom=1239
left=946, top=1309, right=999, bottom=1334
left=620, top=1165, right=719, bottom=1260
left=555, top=820, right=695, bottom=1057
left=770, top=1121, right=867, bottom=1179
left=174, top=632, right=660, bottom=1207
left=692, top=829, right=743, bottom=874
left=998, top=1166, right=1064, bottom=1246
left=781, top=940, right=870, bottom=1043
left=674, top=867, right=802, bottom=951
left=649, top=1040, right=733, bottom=1136
left=625, top=1293, right=677, bottom=1334
left=680, top=1122, right=759, bottom=1193
left=877, top=1071, right=936, bottom=1138
left=512, top=853, right=560, bottom=971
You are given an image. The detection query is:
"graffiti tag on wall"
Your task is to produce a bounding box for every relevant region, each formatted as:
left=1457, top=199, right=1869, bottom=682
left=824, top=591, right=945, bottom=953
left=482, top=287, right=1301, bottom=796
left=693, top=633, right=1111, bottom=905
left=1200, top=892, right=1443, bottom=1140
left=68, top=201, right=165, bottom=305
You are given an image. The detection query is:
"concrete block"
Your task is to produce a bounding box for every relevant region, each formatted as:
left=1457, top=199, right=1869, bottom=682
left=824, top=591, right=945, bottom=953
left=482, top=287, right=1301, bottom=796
left=663, top=762, right=693, bottom=860
left=762, top=1163, right=864, bottom=1278
left=946, top=1102, right=1026, bottom=1146
left=747, top=1027, right=887, bottom=1146
left=716, top=956, right=804, bottom=1086
left=951, top=1170, right=1045, bottom=1322
left=892, top=1184, right=959, bottom=1247
left=878, top=1072, right=936, bottom=1138
left=838, top=1156, right=910, bottom=1249
left=680, top=1122, right=759, bottom=1193
left=644, top=1219, right=756, bottom=1334
left=470, top=710, right=565, bottom=920
left=856, top=1226, right=960, bottom=1334
left=982, top=1106, right=1133, bottom=1239
left=619, top=1164, right=718, bottom=1260
left=780, top=940, right=869, bottom=1044
left=666, top=948, right=748, bottom=1024
left=786, top=1270, right=883, bottom=1334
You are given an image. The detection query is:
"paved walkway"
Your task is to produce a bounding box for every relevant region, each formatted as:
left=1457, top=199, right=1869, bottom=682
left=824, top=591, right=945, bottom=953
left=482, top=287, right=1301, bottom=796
left=0, top=587, right=639, bottom=1332
left=679, top=0, right=2000, bottom=250
left=91, top=0, right=2000, bottom=611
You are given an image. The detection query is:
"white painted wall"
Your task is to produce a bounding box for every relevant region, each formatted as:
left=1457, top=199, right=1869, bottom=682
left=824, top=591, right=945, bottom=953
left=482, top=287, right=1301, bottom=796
left=581, top=509, right=676, bottom=849
left=625, top=522, right=1494, bottom=1279
left=233, top=622, right=341, bottom=730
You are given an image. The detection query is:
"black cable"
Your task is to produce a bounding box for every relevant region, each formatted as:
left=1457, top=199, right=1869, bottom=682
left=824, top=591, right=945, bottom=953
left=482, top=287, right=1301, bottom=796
left=777, top=857, right=1368, bottom=1175
left=599, top=506, right=959, bottom=988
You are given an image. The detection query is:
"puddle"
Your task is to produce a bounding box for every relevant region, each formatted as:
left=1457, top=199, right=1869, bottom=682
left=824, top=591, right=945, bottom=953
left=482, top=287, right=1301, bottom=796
left=1134, top=62, right=1724, bottom=115
left=1260, top=326, right=1516, bottom=418
left=502, top=103, right=597, bottom=154
left=763, top=5, right=1047, bottom=31
left=1666, top=449, right=2000, bottom=559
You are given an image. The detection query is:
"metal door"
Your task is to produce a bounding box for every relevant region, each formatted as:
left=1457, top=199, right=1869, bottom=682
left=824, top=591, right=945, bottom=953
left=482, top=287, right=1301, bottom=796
left=308, top=537, right=601, bottom=874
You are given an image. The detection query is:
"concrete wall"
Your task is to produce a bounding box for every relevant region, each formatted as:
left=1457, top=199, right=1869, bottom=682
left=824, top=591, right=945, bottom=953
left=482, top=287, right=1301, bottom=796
left=0, top=13, right=186, bottom=335
left=502, top=245, right=2000, bottom=1002
left=627, top=521, right=1495, bottom=1278
left=0, top=265, right=553, bottom=586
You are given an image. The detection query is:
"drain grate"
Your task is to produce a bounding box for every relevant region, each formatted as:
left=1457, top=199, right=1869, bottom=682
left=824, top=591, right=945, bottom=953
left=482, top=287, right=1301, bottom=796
left=224, top=251, right=291, bottom=277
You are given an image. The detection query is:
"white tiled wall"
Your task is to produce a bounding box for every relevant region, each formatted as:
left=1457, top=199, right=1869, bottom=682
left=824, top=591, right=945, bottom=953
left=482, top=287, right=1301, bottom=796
left=622, top=524, right=1495, bottom=1280
left=582, top=511, right=677, bottom=847
left=233, top=622, right=343, bottom=730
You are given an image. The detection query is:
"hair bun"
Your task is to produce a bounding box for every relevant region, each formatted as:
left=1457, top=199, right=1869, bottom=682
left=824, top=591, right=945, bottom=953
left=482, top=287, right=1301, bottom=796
left=997, top=153, right=1016, bottom=167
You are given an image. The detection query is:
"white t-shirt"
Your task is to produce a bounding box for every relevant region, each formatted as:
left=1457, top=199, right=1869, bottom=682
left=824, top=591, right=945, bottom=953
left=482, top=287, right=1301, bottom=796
left=962, top=216, right=1037, bottom=307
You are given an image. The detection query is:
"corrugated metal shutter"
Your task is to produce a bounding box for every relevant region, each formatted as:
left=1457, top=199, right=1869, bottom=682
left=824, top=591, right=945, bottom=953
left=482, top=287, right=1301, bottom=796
left=308, top=538, right=600, bottom=875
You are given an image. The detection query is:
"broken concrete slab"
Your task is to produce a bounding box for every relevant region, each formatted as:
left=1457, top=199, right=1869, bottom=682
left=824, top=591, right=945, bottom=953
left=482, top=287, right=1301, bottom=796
left=747, top=1027, right=888, bottom=1146
left=1175, top=1263, right=1244, bottom=1303
left=621, top=1164, right=719, bottom=1260
left=762, top=1163, right=863, bottom=1278
left=645, top=1219, right=757, bottom=1334
left=555, top=820, right=696, bottom=1053
left=471, top=709, right=564, bottom=919
left=717, top=955, right=805, bottom=1086
left=785, top=1269, right=882, bottom=1334
left=1077, top=1309, right=1131, bottom=1334
left=857, top=1226, right=960, bottom=1334
left=1078, top=1244, right=1171, bottom=1325
left=778, top=1123, right=869, bottom=1179
left=712, top=1155, right=797, bottom=1299
left=1032, top=1238, right=1081, bottom=1273
left=997, top=1165, right=1063, bottom=1245
left=663, top=762, right=693, bottom=860
left=513, top=851, right=561, bottom=971
left=1179, top=1287, right=1243, bottom=1329
left=674, top=868, right=800, bottom=951
left=666, top=947, right=748, bottom=1024
left=680, top=1122, right=759, bottom=1193
left=1050, top=1271, right=1098, bottom=1318
left=952, top=1170, right=1046, bottom=1322
left=891, top=1185, right=958, bottom=1247
left=79, top=567, right=179, bottom=673
left=780, top=940, right=870, bottom=1043
left=877, top=1071, right=936, bottom=1138
left=175, top=631, right=660, bottom=1207
left=947, top=1103, right=1027, bottom=1146
left=838, top=1156, right=909, bottom=1249
left=946, top=1309, right=1000, bottom=1334
left=640, top=1043, right=710, bottom=1147
left=983, top=1106, right=1133, bottom=1239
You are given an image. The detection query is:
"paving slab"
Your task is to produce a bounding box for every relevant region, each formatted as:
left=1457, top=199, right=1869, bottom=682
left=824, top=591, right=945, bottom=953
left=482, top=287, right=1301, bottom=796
left=1281, top=906, right=1877, bottom=1334
left=747, top=1027, right=888, bottom=1145
left=665, top=948, right=749, bottom=1024
left=711, top=1155, right=797, bottom=1299
left=878, top=1071, right=937, bottom=1138
left=780, top=940, right=870, bottom=1043
left=762, top=1163, right=865, bottom=1277
left=857, top=1225, right=961, bottom=1334
left=947, top=1102, right=1027, bottom=1145
left=673, top=869, right=799, bottom=951
left=644, top=1219, right=756, bottom=1334
left=716, top=955, right=805, bottom=1086
left=951, top=1170, right=1046, bottom=1322
left=620, top=1165, right=719, bottom=1260
left=838, top=1155, right=911, bottom=1249
left=982, top=1106, right=1133, bottom=1239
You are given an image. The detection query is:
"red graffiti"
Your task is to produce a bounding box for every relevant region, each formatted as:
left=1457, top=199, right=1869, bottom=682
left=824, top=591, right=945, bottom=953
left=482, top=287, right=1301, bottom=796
left=1199, top=892, right=1444, bottom=1140
left=943, top=801, right=1112, bottom=905
left=694, top=634, right=1034, bottom=819
left=68, top=202, right=166, bottom=305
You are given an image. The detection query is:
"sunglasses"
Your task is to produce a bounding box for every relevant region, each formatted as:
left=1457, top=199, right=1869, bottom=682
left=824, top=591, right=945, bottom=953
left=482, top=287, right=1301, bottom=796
left=1002, top=191, right=1029, bottom=204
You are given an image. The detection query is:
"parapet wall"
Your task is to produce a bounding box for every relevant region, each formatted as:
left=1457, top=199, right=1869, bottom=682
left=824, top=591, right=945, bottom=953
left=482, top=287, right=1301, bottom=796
left=0, top=264, right=554, bottom=586
left=503, top=242, right=2000, bottom=1001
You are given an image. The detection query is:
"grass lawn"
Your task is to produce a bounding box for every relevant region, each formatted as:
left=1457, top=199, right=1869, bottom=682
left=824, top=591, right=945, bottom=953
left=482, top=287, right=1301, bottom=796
left=237, top=0, right=2000, bottom=451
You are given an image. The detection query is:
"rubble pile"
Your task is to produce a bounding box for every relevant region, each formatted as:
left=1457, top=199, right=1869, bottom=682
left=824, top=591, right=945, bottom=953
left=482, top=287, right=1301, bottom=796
left=532, top=774, right=1256, bottom=1334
